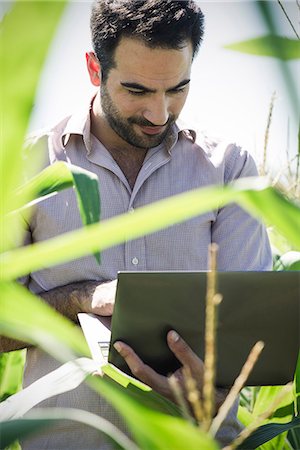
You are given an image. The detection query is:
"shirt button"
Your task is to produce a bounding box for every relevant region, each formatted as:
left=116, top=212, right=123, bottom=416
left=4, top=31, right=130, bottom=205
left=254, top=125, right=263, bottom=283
left=132, top=257, right=139, bottom=265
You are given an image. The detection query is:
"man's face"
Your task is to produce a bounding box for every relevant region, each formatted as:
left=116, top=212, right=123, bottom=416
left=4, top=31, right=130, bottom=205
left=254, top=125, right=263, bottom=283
left=98, top=37, right=193, bottom=149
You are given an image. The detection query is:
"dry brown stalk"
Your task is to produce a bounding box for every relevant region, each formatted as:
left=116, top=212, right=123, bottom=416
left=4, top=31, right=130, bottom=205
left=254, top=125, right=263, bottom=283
left=168, top=374, right=193, bottom=423
left=210, top=341, right=265, bottom=438
left=261, top=91, right=276, bottom=176
left=223, top=382, right=293, bottom=450
left=202, top=243, right=220, bottom=431
left=182, top=365, right=204, bottom=425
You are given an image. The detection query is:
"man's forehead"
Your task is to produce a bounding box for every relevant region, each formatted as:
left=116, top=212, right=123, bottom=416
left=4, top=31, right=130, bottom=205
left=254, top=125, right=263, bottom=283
left=112, top=37, right=193, bottom=83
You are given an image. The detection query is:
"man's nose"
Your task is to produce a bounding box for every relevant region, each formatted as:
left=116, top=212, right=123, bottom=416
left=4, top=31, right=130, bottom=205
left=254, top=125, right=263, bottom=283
left=142, top=96, right=169, bottom=126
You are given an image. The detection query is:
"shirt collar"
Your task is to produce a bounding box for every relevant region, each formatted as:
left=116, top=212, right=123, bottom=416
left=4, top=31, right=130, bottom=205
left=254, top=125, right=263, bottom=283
left=61, top=98, right=93, bottom=153
left=61, top=98, right=197, bottom=155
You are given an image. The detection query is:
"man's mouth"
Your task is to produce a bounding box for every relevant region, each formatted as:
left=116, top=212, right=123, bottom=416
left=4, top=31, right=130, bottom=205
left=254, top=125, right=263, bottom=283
left=139, top=125, right=165, bottom=135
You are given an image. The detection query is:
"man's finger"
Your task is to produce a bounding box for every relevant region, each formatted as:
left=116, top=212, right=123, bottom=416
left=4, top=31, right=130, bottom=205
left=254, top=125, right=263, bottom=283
left=167, top=330, right=204, bottom=380
left=113, top=341, right=171, bottom=396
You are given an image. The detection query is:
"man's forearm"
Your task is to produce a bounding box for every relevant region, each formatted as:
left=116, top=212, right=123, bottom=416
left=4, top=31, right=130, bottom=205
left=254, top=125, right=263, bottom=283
left=39, top=280, right=101, bottom=323
left=0, top=336, right=29, bottom=353
left=0, top=279, right=116, bottom=353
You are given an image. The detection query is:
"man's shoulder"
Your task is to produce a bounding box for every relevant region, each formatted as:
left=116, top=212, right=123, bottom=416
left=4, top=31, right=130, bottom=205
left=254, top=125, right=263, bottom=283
left=23, top=115, right=74, bottom=172
left=178, top=121, right=258, bottom=182
left=25, top=115, right=72, bottom=150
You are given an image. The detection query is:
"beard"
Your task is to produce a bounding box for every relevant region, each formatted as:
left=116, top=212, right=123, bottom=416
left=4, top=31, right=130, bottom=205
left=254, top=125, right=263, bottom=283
left=100, top=83, right=175, bottom=149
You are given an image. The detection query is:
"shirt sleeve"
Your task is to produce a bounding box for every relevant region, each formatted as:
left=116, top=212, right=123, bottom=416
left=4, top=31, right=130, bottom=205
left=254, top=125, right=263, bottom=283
left=211, top=144, right=272, bottom=271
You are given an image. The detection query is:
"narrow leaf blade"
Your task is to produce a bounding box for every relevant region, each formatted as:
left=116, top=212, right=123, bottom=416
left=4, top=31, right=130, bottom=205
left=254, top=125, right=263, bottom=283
left=224, top=35, right=300, bottom=61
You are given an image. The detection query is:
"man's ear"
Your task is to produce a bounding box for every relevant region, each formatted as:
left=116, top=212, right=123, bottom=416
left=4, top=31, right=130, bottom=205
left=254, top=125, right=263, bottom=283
left=86, top=52, right=101, bottom=87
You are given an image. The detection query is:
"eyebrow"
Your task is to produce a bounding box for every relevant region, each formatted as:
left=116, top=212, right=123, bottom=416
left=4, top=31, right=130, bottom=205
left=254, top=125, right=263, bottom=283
left=120, top=79, right=190, bottom=93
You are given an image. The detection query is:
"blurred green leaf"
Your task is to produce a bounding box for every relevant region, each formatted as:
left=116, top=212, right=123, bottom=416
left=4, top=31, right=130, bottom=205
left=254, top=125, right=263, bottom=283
left=237, top=416, right=300, bottom=449
left=0, top=1, right=67, bottom=250
left=88, top=374, right=219, bottom=450
left=102, top=364, right=181, bottom=417
left=294, top=353, right=300, bottom=416
left=254, top=2, right=299, bottom=120
left=0, top=282, right=89, bottom=362
left=224, top=35, right=300, bottom=60
left=273, top=251, right=300, bottom=271
left=0, top=285, right=217, bottom=450
left=288, top=427, right=300, bottom=450
left=14, top=162, right=101, bottom=263
left=0, top=351, right=25, bottom=402
left=1, top=178, right=300, bottom=281
left=252, top=387, right=294, bottom=422
left=0, top=407, right=138, bottom=450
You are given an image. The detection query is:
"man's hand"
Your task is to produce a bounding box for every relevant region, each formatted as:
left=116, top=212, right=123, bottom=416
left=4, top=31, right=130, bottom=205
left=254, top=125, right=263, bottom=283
left=113, top=330, right=228, bottom=413
left=83, top=279, right=117, bottom=316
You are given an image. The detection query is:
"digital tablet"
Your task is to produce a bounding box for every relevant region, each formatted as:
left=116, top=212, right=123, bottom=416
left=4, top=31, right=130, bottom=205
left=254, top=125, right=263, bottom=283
left=108, top=271, right=299, bottom=387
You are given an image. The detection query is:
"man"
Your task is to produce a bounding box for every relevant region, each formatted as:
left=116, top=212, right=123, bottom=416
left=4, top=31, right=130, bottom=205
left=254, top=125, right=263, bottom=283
left=0, top=0, right=272, bottom=448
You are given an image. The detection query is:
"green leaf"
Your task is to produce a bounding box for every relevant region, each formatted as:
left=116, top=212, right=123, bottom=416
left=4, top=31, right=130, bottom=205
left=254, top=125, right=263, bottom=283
left=0, top=282, right=89, bottom=362
left=0, top=1, right=67, bottom=249
left=294, top=353, right=300, bottom=416
left=1, top=178, right=300, bottom=282
left=254, top=2, right=299, bottom=120
left=237, top=416, right=300, bottom=449
left=14, top=162, right=101, bottom=263
left=0, top=407, right=138, bottom=450
left=273, top=251, right=300, bottom=271
left=87, top=375, right=219, bottom=450
left=238, top=405, right=254, bottom=427
left=102, top=364, right=182, bottom=417
left=252, top=387, right=294, bottom=422
left=0, top=287, right=218, bottom=450
left=224, top=35, right=300, bottom=61
left=287, top=427, right=300, bottom=450
left=0, top=351, right=25, bottom=402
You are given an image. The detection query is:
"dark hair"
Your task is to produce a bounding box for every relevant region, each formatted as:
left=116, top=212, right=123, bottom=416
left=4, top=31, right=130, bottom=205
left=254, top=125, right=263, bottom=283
left=90, top=0, right=205, bottom=81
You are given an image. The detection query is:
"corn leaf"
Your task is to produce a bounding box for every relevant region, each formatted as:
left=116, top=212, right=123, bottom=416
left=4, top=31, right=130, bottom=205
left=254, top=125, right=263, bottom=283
left=14, top=162, right=101, bottom=263
left=294, top=353, right=300, bottom=416
left=237, top=416, right=300, bottom=449
left=273, top=251, right=300, bottom=271
left=0, top=407, right=138, bottom=450
left=0, top=1, right=67, bottom=250
left=88, top=375, right=219, bottom=450
left=0, top=284, right=217, bottom=450
left=1, top=178, right=300, bottom=282
left=254, top=2, right=299, bottom=120
left=0, top=282, right=89, bottom=361
left=288, top=427, right=300, bottom=450
left=0, top=351, right=25, bottom=402
left=224, top=35, right=300, bottom=61
left=252, top=387, right=294, bottom=421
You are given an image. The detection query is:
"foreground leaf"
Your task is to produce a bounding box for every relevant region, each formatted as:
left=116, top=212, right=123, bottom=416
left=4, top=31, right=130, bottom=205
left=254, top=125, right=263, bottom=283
left=0, top=290, right=218, bottom=450
left=0, top=351, right=25, bottom=402
left=0, top=408, right=138, bottom=450
left=224, top=35, right=300, bottom=61
left=273, top=251, right=300, bottom=271
left=88, top=374, right=219, bottom=450
left=0, top=282, right=89, bottom=362
left=294, top=353, right=300, bottom=416
left=1, top=178, right=300, bottom=281
left=0, top=1, right=66, bottom=250
left=14, top=162, right=101, bottom=263
left=237, top=416, right=300, bottom=449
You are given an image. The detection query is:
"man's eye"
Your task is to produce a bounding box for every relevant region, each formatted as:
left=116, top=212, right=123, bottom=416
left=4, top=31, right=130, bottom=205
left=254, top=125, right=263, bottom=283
left=127, top=90, right=145, bottom=96
left=170, top=88, right=186, bottom=94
